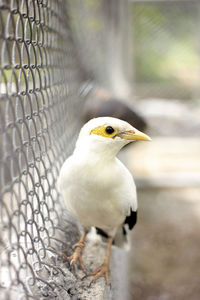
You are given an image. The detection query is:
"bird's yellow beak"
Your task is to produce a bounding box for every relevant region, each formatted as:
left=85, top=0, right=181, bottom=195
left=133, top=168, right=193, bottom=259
left=116, top=129, right=151, bottom=141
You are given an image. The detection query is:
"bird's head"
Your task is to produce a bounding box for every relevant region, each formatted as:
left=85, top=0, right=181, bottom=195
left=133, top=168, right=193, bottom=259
left=75, top=117, right=151, bottom=157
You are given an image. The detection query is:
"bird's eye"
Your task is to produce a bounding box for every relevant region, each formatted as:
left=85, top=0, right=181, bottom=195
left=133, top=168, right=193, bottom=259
left=105, top=126, right=115, bottom=134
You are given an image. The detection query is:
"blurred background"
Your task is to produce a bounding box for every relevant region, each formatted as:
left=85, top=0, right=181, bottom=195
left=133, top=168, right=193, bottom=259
left=122, top=1, right=200, bottom=299
left=1, top=0, right=200, bottom=299
left=72, top=0, right=200, bottom=298
left=72, top=1, right=200, bottom=298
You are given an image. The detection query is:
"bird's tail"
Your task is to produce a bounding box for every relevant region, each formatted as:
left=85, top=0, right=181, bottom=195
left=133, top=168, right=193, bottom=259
left=113, top=226, right=130, bottom=251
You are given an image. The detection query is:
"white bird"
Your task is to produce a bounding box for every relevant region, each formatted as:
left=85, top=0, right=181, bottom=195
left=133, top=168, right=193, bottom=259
left=58, top=117, right=151, bottom=285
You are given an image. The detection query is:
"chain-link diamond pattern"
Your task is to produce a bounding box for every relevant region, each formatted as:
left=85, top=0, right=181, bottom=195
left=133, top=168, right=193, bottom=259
left=0, top=1, right=83, bottom=299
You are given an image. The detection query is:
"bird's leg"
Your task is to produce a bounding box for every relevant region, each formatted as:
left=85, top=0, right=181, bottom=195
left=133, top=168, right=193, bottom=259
left=62, top=232, right=87, bottom=272
left=85, top=236, right=114, bottom=285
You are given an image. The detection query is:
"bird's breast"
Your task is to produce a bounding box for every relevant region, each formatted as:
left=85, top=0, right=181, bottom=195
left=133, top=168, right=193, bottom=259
left=59, top=158, right=126, bottom=232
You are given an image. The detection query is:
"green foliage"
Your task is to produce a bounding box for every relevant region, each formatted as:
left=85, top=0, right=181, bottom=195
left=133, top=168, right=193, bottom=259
left=132, top=3, right=200, bottom=87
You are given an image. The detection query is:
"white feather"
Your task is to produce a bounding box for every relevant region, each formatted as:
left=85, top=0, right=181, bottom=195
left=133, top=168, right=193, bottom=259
left=58, top=117, right=138, bottom=238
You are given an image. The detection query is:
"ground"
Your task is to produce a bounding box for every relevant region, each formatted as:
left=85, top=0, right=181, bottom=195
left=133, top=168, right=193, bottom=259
left=129, top=187, right=200, bottom=300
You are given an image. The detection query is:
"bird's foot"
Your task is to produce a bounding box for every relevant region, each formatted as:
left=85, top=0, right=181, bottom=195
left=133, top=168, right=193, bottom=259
left=62, top=241, right=86, bottom=273
left=83, top=262, right=110, bottom=286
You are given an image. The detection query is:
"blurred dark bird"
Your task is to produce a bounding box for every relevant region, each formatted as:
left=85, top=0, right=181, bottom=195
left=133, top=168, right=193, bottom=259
left=82, top=86, right=147, bottom=132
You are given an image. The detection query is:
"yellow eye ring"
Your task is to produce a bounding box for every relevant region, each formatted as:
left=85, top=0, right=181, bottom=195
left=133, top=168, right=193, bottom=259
left=90, top=125, right=117, bottom=138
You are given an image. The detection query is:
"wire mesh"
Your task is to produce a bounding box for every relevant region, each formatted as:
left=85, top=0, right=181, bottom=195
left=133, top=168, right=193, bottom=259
left=0, top=0, right=134, bottom=298
left=0, top=0, right=84, bottom=299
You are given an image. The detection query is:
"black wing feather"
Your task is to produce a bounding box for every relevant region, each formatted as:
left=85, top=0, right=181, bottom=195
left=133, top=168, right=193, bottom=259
left=95, top=227, right=109, bottom=238
left=96, top=210, right=137, bottom=240
left=124, top=209, right=137, bottom=230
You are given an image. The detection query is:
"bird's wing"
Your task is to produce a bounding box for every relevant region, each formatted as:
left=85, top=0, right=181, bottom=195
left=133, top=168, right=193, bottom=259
left=123, top=179, right=137, bottom=230
left=112, top=160, right=137, bottom=248
left=124, top=209, right=137, bottom=230
left=115, top=158, right=137, bottom=231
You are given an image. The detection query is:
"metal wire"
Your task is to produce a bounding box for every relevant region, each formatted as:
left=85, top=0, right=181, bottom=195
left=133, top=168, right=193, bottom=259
left=0, top=0, right=133, bottom=299
left=0, top=1, right=83, bottom=299
left=1, top=0, right=198, bottom=299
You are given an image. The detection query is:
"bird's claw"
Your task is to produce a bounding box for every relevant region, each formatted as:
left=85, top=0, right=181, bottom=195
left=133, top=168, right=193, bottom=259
left=82, top=263, right=110, bottom=286
left=62, top=246, right=86, bottom=273
left=69, top=257, right=75, bottom=266
left=72, top=241, right=85, bottom=250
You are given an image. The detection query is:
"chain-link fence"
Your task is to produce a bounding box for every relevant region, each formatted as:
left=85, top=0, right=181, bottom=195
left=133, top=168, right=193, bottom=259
left=0, top=1, right=86, bottom=299
left=2, top=0, right=198, bottom=299
left=0, top=1, right=131, bottom=299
